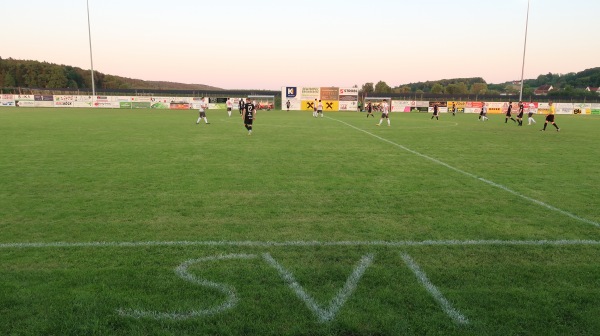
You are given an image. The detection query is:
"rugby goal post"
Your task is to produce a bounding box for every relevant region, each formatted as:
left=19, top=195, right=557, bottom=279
left=247, top=95, right=275, bottom=111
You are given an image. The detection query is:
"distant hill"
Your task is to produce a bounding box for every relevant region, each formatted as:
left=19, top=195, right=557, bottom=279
left=0, top=57, right=222, bottom=91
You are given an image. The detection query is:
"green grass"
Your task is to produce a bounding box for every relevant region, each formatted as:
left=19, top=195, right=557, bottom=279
left=1, top=107, right=600, bottom=335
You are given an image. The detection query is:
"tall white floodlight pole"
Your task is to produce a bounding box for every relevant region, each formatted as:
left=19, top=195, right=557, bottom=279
left=87, top=0, right=96, bottom=98
left=519, top=0, right=530, bottom=102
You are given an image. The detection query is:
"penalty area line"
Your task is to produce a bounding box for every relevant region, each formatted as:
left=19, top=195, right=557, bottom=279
left=1, top=239, right=600, bottom=249
left=327, top=116, right=600, bottom=229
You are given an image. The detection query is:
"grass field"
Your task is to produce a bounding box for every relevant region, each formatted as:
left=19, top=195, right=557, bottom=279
left=1, top=107, right=600, bottom=335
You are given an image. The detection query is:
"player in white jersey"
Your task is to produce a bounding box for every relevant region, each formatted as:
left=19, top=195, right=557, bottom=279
left=527, top=102, right=537, bottom=125
left=376, top=100, right=390, bottom=126
left=226, top=98, right=233, bottom=117
left=196, top=97, right=209, bottom=125
left=317, top=100, right=324, bottom=117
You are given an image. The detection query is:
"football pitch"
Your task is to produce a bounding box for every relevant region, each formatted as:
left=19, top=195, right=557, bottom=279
left=1, top=107, right=600, bottom=335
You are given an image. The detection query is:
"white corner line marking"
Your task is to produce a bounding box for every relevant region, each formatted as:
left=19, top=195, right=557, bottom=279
left=327, top=116, right=600, bottom=228
left=118, top=253, right=257, bottom=320
left=401, top=253, right=469, bottom=325
left=263, top=252, right=374, bottom=323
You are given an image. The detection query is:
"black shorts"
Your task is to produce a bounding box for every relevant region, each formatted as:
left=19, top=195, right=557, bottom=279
left=244, top=118, right=253, bottom=125
left=517, top=112, right=524, bottom=118
left=546, top=115, right=555, bottom=122
left=227, top=107, right=232, bottom=111
left=505, top=112, right=512, bottom=117
left=381, top=112, right=388, bottom=119
left=199, top=111, right=206, bottom=118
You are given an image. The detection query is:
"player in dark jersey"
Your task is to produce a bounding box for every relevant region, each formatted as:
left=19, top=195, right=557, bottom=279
left=451, top=102, right=456, bottom=116
left=431, top=103, right=439, bottom=120
left=243, top=98, right=256, bottom=135
left=516, top=101, right=525, bottom=126
left=505, top=102, right=517, bottom=123
left=366, top=102, right=374, bottom=118
left=238, top=98, right=245, bottom=115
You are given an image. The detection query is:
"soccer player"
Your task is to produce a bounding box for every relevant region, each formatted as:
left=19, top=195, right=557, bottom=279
left=431, top=103, right=439, bottom=120
left=505, top=102, right=517, bottom=123
left=366, top=102, right=374, bottom=118
left=226, top=98, right=233, bottom=117
left=317, top=99, right=324, bottom=117
left=527, top=102, right=537, bottom=125
left=451, top=102, right=456, bottom=116
left=196, top=97, right=209, bottom=125
left=243, top=98, right=256, bottom=135
left=541, top=101, right=560, bottom=131
left=376, top=99, right=390, bottom=126
left=238, top=98, right=245, bottom=115
left=286, top=100, right=291, bottom=111
left=313, top=98, right=318, bottom=117
left=479, top=102, right=489, bottom=121
left=516, top=101, right=525, bottom=126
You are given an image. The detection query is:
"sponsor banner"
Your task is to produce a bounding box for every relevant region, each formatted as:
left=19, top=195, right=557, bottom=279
left=339, top=95, right=358, bottom=101
left=339, top=101, right=358, bottom=111
left=15, top=95, right=34, bottom=101
left=132, top=102, right=151, bottom=108
left=116, top=96, right=131, bottom=102
left=322, top=100, right=339, bottom=111
left=524, top=102, right=538, bottom=114
left=34, top=95, right=53, bottom=101
left=93, top=102, right=120, bottom=108
left=169, top=102, right=190, bottom=110
left=54, top=101, right=74, bottom=107
left=301, top=87, right=320, bottom=100
left=415, top=101, right=429, bottom=107
left=284, top=99, right=302, bottom=110
left=428, top=101, right=448, bottom=113
left=321, top=87, right=339, bottom=101
left=484, top=102, right=505, bottom=114
left=537, top=102, right=550, bottom=114
left=555, top=103, right=574, bottom=115
left=15, top=100, right=36, bottom=107
left=74, top=101, right=94, bottom=108
left=447, top=101, right=466, bottom=113
left=339, top=88, right=358, bottom=96
left=302, top=100, right=318, bottom=111
left=284, top=86, right=298, bottom=98
left=1, top=94, right=14, bottom=100
left=464, top=101, right=483, bottom=114
left=1, top=100, right=16, bottom=107
left=573, top=102, right=591, bottom=115
left=591, top=103, right=600, bottom=115
left=391, top=100, right=414, bottom=112
left=119, top=102, right=132, bottom=109
left=54, top=95, right=92, bottom=102
left=34, top=101, right=53, bottom=107
left=132, top=97, right=152, bottom=102
left=95, top=96, right=111, bottom=102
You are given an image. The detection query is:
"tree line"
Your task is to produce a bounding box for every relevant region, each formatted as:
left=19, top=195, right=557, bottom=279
left=0, top=57, right=218, bottom=91
left=360, top=67, right=600, bottom=99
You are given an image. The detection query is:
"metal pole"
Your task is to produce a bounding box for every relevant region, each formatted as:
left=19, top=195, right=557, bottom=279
left=87, top=0, right=96, bottom=98
left=519, top=0, right=530, bottom=102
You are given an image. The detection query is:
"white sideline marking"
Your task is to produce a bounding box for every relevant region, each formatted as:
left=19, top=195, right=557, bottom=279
left=263, top=253, right=374, bottom=323
left=401, top=253, right=469, bottom=325
left=2, top=239, right=600, bottom=249
left=328, top=116, right=600, bottom=228
left=118, top=254, right=257, bottom=320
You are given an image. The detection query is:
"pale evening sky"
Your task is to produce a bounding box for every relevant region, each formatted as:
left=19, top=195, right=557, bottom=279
left=1, top=0, right=598, bottom=90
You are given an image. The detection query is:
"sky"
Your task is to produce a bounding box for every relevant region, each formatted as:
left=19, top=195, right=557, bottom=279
left=1, top=0, right=599, bottom=90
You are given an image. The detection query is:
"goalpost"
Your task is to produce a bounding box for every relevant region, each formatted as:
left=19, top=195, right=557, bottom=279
left=247, top=95, right=275, bottom=111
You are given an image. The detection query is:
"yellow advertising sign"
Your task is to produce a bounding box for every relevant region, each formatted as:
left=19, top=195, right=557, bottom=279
left=302, top=100, right=317, bottom=111
left=322, top=100, right=339, bottom=111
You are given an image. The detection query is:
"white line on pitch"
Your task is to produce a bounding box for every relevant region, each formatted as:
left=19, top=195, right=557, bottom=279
left=327, top=117, right=600, bottom=228
left=401, top=253, right=469, bottom=325
left=2, top=239, right=600, bottom=249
